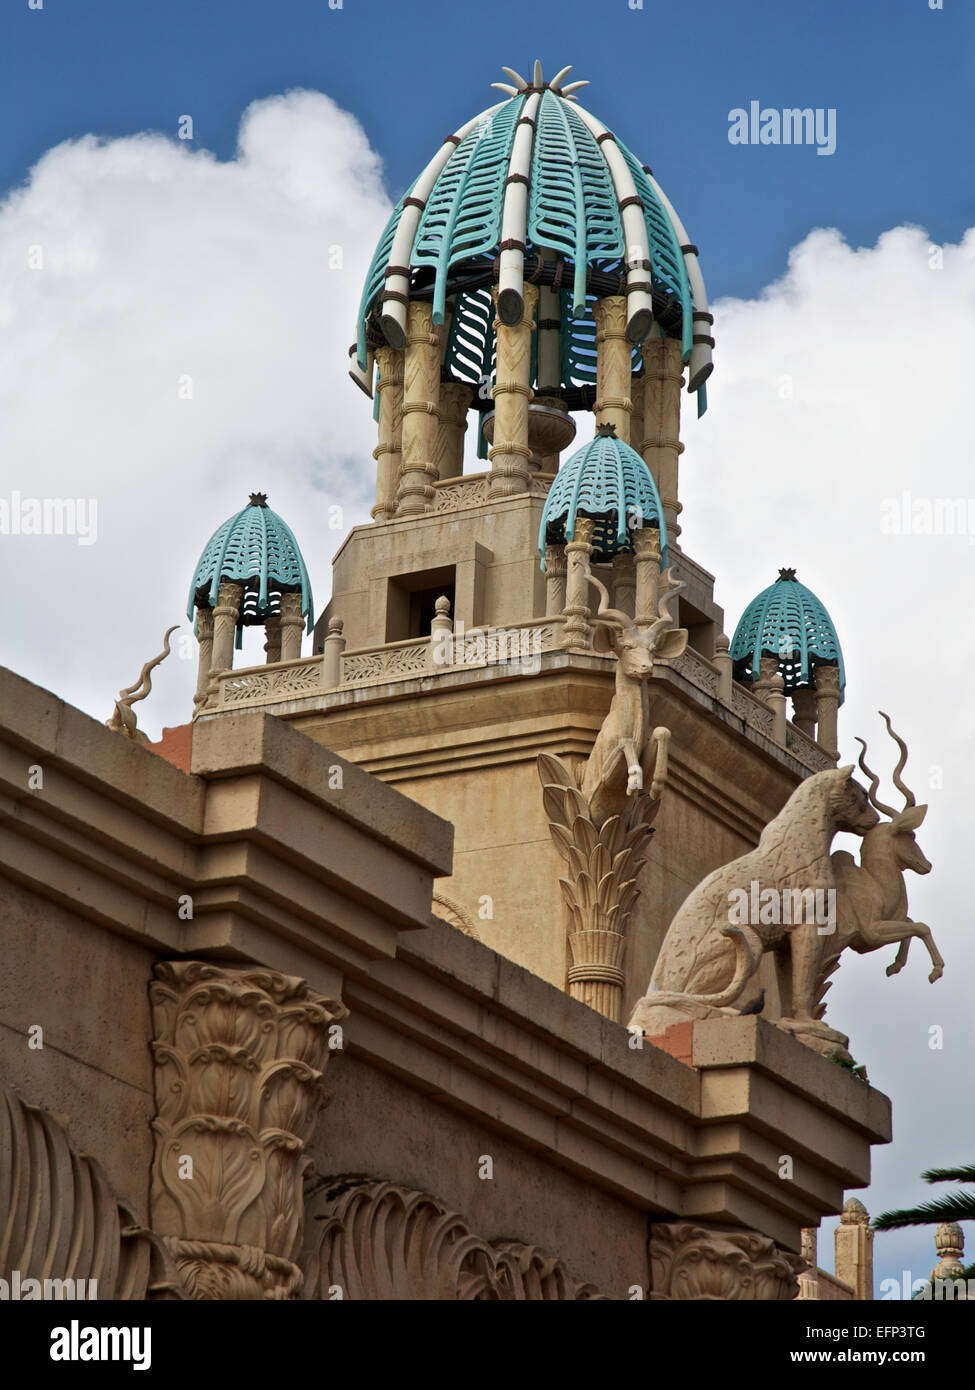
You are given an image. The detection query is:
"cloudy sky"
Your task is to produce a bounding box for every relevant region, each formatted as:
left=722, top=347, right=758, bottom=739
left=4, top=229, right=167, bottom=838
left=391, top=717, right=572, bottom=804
left=1, top=0, right=972, bottom=1295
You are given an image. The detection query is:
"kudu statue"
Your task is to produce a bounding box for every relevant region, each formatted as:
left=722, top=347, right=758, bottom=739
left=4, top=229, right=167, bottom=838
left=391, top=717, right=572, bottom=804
left=106, top=625, right=178, bottom=744
left=580, top=566, right=688, bottom=828
left=826, top=712, right=943, bottom=987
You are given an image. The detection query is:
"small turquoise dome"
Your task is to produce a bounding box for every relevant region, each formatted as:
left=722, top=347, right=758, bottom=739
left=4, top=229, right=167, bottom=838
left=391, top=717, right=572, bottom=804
left=731, top=569, right=844, bottom=702
left=188, top=493, right=314, bottom=645
left=538, top=425, right=668, bottom=568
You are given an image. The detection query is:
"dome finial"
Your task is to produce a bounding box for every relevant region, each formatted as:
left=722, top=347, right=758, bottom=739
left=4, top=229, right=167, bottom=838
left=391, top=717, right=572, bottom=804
left=595, top=422, right=618, bottom=438
left=249, top=491, right=268, bottom=508
left=777, top=566, right=797, bottom=582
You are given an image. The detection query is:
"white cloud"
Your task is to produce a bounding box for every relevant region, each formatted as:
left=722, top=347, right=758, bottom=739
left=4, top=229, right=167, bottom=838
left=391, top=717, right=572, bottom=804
left=681, top=222, right=975, bottom=1290
left=0, top=96, right=970, bottom=1292
left=0, top=90, right=390, bottom=728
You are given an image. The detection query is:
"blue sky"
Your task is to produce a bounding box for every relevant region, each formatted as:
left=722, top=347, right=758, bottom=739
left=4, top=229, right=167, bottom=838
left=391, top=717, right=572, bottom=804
left=3, top=0, right=973, bottom=300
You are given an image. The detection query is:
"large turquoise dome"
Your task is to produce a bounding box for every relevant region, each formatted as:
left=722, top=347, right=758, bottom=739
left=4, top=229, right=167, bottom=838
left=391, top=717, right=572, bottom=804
left=538, top=425, right=668, bottom=568
left=352, top=61, right=712, bottom=415
left=731, top=569, right=844, bottom=702
left=187, top=493, right=314, bottom=643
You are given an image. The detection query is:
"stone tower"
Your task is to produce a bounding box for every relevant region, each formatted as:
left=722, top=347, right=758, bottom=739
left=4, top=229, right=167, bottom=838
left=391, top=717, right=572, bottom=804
left=194, top=62, right=843, bottom=1025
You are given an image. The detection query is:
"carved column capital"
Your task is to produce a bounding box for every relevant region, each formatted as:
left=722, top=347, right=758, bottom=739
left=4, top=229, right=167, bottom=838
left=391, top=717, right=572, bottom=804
left=207, top=582, right=243, bottom=701
left=649, top=1222, right=803, bottom=1301
left=193, top=606, right=215, bottom=711
left=632, top=524, right=662, bottom=625
left=149, top=961, right=347, bottom=1300
left=544, top=544, right=567, bottom=617
left=814, top=662, right=842, bottom=757
left=279, top=591, right=304, bottom=662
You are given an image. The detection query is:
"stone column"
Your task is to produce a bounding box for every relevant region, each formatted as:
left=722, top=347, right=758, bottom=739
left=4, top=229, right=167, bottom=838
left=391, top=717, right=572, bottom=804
left=322, top=617, right=345, bottom=688
left=594, top=296, right=631, bottom=442
left=149, top=961, right=347, bottom=1300
left=562, top=517, right=594, bottom=648
left=768, top=671, right=787, bottom=747
left=713, top=632, right=733, bottom=704
left=633, top=526, right=662, bottom=626
left=612, top=552, right=636, bottom=618
left=264, top=617, right=282, bottom=665
left=488, top=283, right=537, bottom=498
left=279, top=592, right=304, bottom=662
left=792, top=687, right=818, bottom=740
left=815, top=664, right=841, bottom=757
left=649, top=1222, right=803, bottom=1300
left=210, top=581, right=242, bottom=677
left=641, top=336, right=685, bottom=543
left=193, top=607, right=214, bottom=710
left=396, top=301, right=441, bottom=517
left=435, top=382, right=472, bottom=483
left=371, top=345, right=404, bottom=522
left=544, top=545, right=567, bottom=617
left=834, top=1197, right=874, bottom=1300
left=629, top=372, right=646, bottom=456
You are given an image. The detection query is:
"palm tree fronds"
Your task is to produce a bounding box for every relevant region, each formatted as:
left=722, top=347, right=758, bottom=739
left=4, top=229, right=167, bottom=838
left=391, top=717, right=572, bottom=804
left=922, top=1165, right=975, bottom=1184
left=874, top=1191, right=975, bottom=1230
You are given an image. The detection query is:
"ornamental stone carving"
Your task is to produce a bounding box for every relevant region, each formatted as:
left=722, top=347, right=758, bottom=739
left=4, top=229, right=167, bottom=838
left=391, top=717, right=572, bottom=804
left=649, top=1222, right=803, bottom=1301
left=629, top=765, right=880, bottom=1053
left=0, top=1083, right=180, bottom=1299
left=537, top=752, right=658, bottom=1023
left=149, top=961, right=347, bottom=1300
left=302, top=1178, right=602, bottom=1300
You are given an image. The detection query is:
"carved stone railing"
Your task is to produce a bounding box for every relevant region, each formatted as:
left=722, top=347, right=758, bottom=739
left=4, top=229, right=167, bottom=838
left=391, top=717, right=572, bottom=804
left=447, top=615, right=566, bottom=668
left=431, top=470, right=551, bottom=515
left=213, top=656, right=326, bottom=708
left=786, top=722, right=835, bottom=772
left=340, top=636, right=431, bottom=685
left=666, top=647, right=834, bottom=772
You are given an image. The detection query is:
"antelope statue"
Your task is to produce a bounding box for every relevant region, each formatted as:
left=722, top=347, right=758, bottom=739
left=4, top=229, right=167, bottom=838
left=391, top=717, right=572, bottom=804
left=579, top=566, right=688, bottom=828
left=827, top=712, right=943, bottom=986
left=106, top=626, right=178, bottom=744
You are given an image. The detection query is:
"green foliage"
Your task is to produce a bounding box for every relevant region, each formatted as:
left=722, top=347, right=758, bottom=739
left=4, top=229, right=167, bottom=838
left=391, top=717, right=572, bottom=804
left=874, top=1163, right=975, bottom=1231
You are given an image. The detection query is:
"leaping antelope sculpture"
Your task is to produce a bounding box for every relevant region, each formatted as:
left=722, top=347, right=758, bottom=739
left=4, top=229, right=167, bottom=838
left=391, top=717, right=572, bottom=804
left=579, top=566, right=688, bottom=828
left=106, top=626, right=179, bottom=744
left=825, top=712, right=943, bottom=989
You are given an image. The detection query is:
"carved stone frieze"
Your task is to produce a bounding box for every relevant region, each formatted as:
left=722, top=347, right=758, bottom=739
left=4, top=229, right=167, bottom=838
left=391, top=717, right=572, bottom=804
left=216, top=657, right=325, bottom=707
left=302, top=1179, right=603, bottom=1300
left=341, top=642, right=430, bottom=685
left=649, top=1222, right=803, bottom=1301
left=149, top=961, right=347, bottom=1300
left=0, top=1083, right=181, bottom=1299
